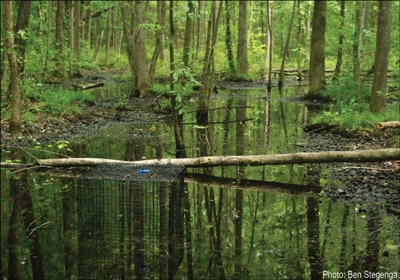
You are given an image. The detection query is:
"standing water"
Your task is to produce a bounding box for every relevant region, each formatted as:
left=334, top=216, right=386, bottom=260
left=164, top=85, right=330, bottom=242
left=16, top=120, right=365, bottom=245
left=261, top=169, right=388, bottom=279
left=1, top=85, right=399, bottom=279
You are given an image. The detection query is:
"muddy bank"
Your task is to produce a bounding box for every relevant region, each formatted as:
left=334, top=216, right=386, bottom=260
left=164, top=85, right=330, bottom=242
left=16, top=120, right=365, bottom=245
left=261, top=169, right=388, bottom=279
left=304, top=130, right=400, bottom=210
left=1, top=96, right=168, bottom=147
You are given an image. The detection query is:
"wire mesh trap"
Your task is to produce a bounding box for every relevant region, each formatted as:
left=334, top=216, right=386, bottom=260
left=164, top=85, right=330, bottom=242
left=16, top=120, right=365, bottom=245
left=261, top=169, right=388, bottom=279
left=77, top=164, right=185, bottom=279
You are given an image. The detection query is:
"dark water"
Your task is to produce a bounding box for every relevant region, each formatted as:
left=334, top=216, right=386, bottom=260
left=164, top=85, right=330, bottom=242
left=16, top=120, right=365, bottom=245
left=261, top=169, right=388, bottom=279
left=1, top=86, right=399, bottom=279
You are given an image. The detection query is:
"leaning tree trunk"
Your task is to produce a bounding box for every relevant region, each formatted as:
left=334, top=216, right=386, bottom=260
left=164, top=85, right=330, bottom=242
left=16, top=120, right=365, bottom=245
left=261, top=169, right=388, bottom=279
left=307, top=1, right=326, bottom=97
left=370, top=1, right=392, bottom=113
left=4, top=1, right=23, bottom=133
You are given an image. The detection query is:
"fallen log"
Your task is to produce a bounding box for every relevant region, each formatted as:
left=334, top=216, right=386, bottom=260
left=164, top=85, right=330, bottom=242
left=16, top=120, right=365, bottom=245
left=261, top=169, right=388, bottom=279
left=377, top=121, right=400, bottom=129
left=1, top=149, right=397, bottom=169
left=72, top=82, right=105, bottom=90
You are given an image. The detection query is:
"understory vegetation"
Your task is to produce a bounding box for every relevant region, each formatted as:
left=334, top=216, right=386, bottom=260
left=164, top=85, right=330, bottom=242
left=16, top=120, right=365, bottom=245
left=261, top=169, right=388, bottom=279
left=312, top=77, right=399, bottom=135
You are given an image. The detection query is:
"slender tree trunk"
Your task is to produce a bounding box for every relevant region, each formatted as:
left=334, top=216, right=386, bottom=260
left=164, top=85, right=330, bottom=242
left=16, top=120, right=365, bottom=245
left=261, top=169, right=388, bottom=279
left=132, top=1, right=151, bottom=97
left=197, top=1, right=216, bottom=123
left=170, top=0, right=187, bottom=158
left=14, top=0, right=32, bottom=77
left=73, top=0, right=81, bottom=65
left=278, top=1, right=296, bottom=87
left=265, top=0, right=273, bottom=90
left=225, top=0, right=235, bottom=74
left=237, top=0, right=249, bottom=77
left=354, top=1, right=365, bottom=100
left=370, top=1, right=392, bottom=113
left=4, top=1, right=23, bottom=133
left=149, top=1, right=166, bottom=83
left=307, top=1, right=326, bottom=97
left=196, top=1, right=205, bottom=59
left=106, top=10, right=111, bottom=56
left=334, top=0, right=345, bottom=79
left=296, top=0, right=303, bottom=81
left=84, top=1, right=91, bottom=48
left=55, top=0, right=67, bottom=81
left=183, top=1, right=194, bottom=68
left=120, top=3, right=136, bottom=78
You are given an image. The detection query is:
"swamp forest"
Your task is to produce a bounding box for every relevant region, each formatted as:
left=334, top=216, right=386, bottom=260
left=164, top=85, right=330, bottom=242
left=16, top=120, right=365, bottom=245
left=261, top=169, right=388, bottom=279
left=1, top=1, right=399, bottom=279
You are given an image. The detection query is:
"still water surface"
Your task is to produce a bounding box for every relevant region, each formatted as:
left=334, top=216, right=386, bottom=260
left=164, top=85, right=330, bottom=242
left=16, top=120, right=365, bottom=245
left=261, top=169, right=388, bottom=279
left=1, top=86, right=399, bottom=279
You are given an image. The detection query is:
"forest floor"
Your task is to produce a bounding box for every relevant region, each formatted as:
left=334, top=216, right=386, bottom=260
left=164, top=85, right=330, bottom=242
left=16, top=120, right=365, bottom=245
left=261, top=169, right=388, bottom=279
left=1, top=72, right=399, bottom=212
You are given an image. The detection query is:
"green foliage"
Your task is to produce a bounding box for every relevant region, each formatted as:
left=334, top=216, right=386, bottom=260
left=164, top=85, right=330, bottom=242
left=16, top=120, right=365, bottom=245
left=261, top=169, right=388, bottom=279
left=25, top=85, right=94, bottom=116
left=313, top=78, right=400, bottom=131
left=170, top=61, right=202, bottom=114
left=313, top=102, right=399, bottom=132
left=321, top=77, right=370, bottom=113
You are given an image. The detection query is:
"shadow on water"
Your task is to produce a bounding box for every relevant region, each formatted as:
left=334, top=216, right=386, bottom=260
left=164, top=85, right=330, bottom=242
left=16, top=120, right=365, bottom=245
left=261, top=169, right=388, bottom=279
left=1, top=85, right=399, bottom=279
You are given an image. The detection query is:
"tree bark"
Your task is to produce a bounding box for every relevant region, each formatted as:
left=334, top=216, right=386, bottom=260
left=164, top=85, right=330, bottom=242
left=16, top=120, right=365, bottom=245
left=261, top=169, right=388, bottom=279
left=73, top=0, right=81, bottom=63
left=278, top=1, right=296, bottom=87
left=265, top=0, right=273, bottom=90
left=14, top=0, right=32, bottom=76
left=55, top=0, right=67, bottom=81
left=149, top=0, right=166, bottom=83
left=237, top=0, right=249, bottom=77
left=307, top=1, right=326, bottom=97
left=170, top=0, right=187, bottom=159
left=4, top=1, right=23, bottom=133
left=2, top=149, right=398, bottom=169
left=370, top=1, right=392, bottom=113
left=353, top=1, right=365, bottom=100
left=132, top=1, right=151, bottom=97
left=225, top=0, right=235, bottom=74
left=334, top=0, right=345, bottom=78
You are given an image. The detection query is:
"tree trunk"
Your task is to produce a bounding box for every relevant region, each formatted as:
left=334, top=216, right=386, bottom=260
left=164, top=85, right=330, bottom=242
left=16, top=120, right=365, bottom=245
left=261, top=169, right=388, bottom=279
left=170, top=0, right=187, bottom=159
left=149, top=0, right=166, bottom=83
left=84, top=0, right=91, bottom=48
left=225, top=0, right=235, bottom=74
left=370, top=1, right=392, bottom=113
left=73, top=0, right=81, bottom=64
left=55, top=0, right=67, bottom=81
left=14, top=0, right=32, bottom=76
left=353, top=1, right=365, bottom=100
left=278, top=1, right=296, bottom=87
left=237, top=0, right=249, bottom=77
left=132, top=1, right=151, bottom=97
left=120, top=3, right=136, bottom=78
left=334, top=0, right=345, bottom=78
left=4, top=1, right=23, bottom=133
left=196, top=1, right=205, bottom=59
left=197, top=1, right=218, bottom=122
left=307, top=1, right=326, bottom=97
left=296, top=0, right=303, bottom=81
left=183, top=1, right=194, bottom=68
left=3, top=149, right=398, bottom=169
left=265, top=0, right=273, bottom=90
